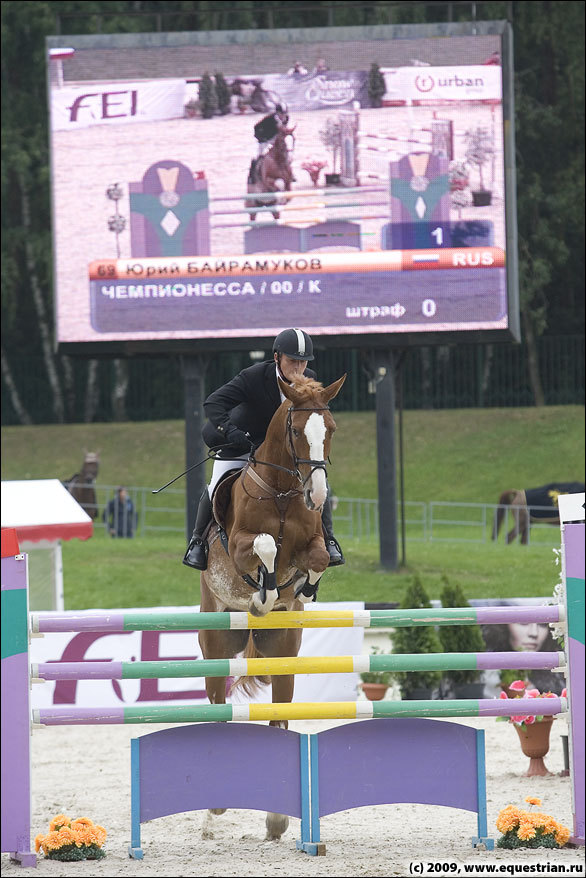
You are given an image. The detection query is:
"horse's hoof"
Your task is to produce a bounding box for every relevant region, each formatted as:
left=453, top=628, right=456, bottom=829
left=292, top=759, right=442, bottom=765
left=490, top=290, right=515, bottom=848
left=209, top=808, right=227, bottom=815
left=265, top=812, right=289, bottom=840
left=248, top=589, right=277, bottom=616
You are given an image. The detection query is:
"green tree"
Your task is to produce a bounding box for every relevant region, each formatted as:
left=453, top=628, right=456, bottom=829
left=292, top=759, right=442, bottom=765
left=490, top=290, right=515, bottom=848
left=199, top=72, right=218, bottom=118
left=438, top=576, right=486, bottom=688
left=390, top=576, right=443, bottom=696
left=512, top=1, right=585, bottom=401
left=214, top=71, right=232, bottom=115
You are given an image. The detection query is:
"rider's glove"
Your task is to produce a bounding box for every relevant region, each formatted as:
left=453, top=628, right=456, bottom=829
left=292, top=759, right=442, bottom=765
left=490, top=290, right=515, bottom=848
left=224, top=424, right=253, bottom=451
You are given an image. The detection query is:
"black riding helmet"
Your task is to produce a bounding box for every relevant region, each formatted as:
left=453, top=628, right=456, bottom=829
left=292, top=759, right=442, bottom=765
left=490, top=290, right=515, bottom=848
left=272, top=328, right=314, bottom=362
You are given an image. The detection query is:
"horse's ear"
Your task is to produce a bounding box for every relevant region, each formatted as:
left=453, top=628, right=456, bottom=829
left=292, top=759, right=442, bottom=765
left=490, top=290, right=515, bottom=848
left=277, top=376, right=305, bottom=405
left=321, top=374, right=346, bottom=405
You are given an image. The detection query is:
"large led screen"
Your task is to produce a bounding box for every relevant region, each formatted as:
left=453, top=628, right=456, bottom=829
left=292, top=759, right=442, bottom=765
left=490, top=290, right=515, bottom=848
left=47, top=22, right=519, bottom=354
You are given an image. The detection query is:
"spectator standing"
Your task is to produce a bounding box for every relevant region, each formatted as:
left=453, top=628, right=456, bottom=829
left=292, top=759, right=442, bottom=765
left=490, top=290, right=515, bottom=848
left=104, top=486, right=135, bottom=538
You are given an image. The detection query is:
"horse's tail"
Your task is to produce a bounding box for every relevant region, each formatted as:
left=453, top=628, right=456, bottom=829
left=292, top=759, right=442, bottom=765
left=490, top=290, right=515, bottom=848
left=492, top=490, right=517, bottom=540
left=227, top=634, right=270, bottom=698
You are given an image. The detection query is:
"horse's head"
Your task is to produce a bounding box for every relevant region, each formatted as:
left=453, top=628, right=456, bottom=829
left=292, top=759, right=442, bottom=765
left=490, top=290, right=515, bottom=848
left=82, top=451, right=100, bottom=483
left=277, top=374, right=346, bottom=511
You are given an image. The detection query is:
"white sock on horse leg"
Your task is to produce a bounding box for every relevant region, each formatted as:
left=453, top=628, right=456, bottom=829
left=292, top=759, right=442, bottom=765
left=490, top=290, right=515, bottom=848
left=249, top=534, right=278, bottom=614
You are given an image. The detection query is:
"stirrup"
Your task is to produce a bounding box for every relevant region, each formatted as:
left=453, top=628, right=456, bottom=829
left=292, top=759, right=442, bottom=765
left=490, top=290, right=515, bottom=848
left=182, top=537, right=208, bottom=571
left=326, top=537, right=345, bottom=567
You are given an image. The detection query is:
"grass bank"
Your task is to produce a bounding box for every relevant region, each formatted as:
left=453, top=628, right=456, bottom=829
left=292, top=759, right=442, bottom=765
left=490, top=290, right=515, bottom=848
left=2, top=405, right=583, bottom=609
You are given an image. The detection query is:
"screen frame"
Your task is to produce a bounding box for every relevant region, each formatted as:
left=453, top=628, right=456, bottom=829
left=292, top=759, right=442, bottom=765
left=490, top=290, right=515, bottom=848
left=47, top=20, right=520, bottom=358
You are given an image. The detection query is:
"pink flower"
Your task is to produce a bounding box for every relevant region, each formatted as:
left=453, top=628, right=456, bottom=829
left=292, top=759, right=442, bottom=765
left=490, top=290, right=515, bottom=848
left=511, top=716, right=527, bottom=724
left=509, top=680, right=527, bottom=692
left=499, top=691, right=509, bottom=700
left=561, top=689, right=567, bottom=698
left=526, top=689, right=540, bottom=698
left=524, top=715, right=536, bottom=725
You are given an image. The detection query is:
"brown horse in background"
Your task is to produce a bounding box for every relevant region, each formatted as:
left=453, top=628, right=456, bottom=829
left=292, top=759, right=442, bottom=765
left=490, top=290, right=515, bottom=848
left=492, top=481, right=585, bottom=544
left=198, top=374, right=345, bottom=840
left=246, top=127, right=295, bottom=221
left=64, top=452, right=100, bottom=520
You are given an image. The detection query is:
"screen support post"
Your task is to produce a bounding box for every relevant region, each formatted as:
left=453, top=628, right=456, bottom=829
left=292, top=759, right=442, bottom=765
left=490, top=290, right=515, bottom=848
left=182, top=355, right=209, bottom=541
left=375, top=350, right=399, bottom=571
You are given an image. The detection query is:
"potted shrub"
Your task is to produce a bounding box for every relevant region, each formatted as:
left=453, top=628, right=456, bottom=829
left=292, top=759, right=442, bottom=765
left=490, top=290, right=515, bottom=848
left=319, top=118, right=342, bottom=185
left=448, top=160, right=471, bottom=218
left=437, top=576, right=486, bottom=699
left=359, top=645, right=393, bottom=701
left=390, top=577, right=443, bottom=700
left=463, top=126, right=494, bottom=205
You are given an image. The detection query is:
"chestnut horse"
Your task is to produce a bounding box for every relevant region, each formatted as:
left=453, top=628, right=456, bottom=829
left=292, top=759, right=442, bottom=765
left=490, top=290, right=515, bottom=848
left=64, top=452, right=100, bottom=520
left=246, top=127, right=295, bottom=221
left=199, top=374, right=345, bottom=840
left=492, top=481, right=584, bottom=544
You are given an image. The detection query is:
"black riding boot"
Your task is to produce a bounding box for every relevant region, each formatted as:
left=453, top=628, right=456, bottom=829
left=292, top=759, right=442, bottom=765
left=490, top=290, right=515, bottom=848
left=182, top=489, right=213, bottom=571
left=321, top=493, right=345, bottom=567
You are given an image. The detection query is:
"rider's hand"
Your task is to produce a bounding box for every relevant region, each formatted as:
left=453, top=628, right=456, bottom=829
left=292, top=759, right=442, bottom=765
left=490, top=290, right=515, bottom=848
left=224, top=425, right=253, bottom=450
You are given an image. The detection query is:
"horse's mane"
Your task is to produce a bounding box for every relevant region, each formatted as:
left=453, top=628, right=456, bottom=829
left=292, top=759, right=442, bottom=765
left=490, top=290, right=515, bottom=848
left=289, top=375, right=324, bottom=402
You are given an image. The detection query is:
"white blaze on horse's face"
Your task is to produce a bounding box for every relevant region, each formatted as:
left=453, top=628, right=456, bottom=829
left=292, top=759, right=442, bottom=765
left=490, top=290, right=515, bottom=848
left=303, top=412, right=328, bottom=510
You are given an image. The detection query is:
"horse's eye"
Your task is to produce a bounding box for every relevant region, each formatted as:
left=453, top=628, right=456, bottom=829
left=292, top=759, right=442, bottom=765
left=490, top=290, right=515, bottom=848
left=292, top=428, right=300, bottom=438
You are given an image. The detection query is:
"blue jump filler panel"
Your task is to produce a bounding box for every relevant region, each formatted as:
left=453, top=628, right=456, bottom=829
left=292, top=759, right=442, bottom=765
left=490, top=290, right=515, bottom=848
left=129, top=718, right=493, bottom=858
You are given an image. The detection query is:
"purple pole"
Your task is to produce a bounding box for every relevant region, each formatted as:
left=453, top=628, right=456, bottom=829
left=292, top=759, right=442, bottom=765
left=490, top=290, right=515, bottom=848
left=1, top=543, right=36, bottom=867
left=560, top=503, right=585, bottom=846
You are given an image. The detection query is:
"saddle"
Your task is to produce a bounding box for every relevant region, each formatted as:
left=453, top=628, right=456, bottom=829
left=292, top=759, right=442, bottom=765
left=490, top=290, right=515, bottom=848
left=211, top=468, right=241, bottom=534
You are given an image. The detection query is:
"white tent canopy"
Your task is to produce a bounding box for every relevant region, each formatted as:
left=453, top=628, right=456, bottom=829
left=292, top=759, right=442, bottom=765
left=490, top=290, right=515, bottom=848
left=1, top=479, right=93, bottom=610
left=1, top=479, right=93, bottom=543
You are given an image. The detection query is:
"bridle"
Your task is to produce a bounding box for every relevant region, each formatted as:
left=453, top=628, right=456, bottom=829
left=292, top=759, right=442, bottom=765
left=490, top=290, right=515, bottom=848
left=248, top=404, right=330, bottom=490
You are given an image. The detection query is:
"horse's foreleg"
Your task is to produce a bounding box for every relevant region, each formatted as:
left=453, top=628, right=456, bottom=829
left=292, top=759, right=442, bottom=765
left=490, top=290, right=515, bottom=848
left=231, top=532, right=280, bottom=616
left=292, top=534, right=330, bottom=602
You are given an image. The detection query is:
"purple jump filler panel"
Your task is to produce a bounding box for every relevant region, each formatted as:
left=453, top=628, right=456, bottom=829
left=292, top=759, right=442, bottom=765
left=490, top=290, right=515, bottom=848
left=130, top=722, right=302, bottom=858
left=129, top=718, right=492, bottom=858
left=316, top=718, right=480, bottom=815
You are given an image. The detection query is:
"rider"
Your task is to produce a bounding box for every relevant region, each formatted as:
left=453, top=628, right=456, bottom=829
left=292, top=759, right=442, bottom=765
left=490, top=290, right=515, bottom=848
left=182, top=328, right=344, bottom=574
left=253, top=103, right=290, bottom=157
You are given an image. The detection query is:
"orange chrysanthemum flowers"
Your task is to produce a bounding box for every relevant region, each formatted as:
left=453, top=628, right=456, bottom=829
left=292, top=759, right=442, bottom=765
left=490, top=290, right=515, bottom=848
left=34, top=814, right=107, bottom=860
left=497, top=799, right=571, bottom=850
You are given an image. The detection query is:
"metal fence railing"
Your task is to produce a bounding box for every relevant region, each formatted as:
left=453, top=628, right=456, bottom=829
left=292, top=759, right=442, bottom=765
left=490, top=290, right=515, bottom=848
left=3, top=336, right=584, bottom=425
left=84, top=486, right=563, bottom=547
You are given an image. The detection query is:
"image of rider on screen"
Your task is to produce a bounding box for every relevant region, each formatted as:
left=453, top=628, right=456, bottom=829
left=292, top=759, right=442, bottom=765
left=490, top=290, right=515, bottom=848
left=253, top=103, right=290, bottom=157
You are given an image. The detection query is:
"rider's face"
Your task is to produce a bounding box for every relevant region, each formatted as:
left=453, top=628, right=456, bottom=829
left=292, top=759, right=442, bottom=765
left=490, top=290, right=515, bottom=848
left=276, top=353, right=307, bottom=383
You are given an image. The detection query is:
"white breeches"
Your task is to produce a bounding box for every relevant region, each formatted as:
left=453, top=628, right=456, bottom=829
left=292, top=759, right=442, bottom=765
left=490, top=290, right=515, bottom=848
left=208, top=454, right=249, bottom=496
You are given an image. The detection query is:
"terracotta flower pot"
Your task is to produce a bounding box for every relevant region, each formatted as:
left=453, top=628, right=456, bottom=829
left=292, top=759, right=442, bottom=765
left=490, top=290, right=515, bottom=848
left=514, top=716, right=554, bottom=777
left=361, top=682, right=388, bottom=701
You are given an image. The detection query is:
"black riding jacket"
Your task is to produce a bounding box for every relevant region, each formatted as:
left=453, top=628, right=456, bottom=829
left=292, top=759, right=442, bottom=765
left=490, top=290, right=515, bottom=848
left=203, top=360, right=316, bottom=448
